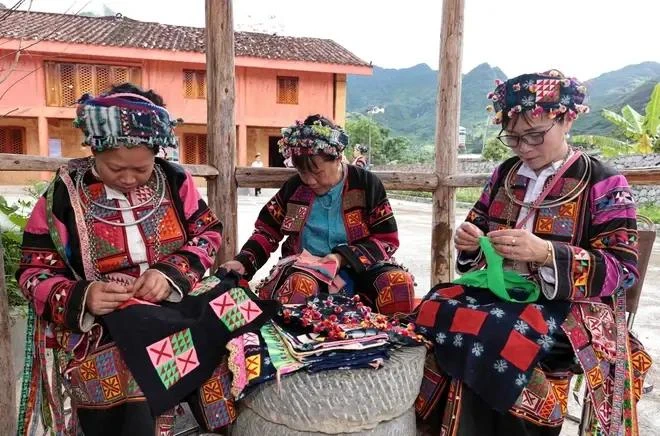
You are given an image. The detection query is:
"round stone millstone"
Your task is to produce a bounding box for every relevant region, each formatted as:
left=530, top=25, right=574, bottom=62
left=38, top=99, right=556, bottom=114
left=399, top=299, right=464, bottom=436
left=238, top=345, right=426, bottom=434
left=232, top=406, right=417, bottom=436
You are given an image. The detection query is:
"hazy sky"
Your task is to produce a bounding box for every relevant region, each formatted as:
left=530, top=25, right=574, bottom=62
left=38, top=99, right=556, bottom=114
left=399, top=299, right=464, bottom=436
left=16, top=0, right=660, bottom=80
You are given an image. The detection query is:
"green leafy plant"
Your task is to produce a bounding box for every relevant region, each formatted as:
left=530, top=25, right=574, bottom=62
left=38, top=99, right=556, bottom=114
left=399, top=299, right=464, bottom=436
left=1, top=182, right=47, bottom=307
left=572, top=83, right=660, bottom=156
left=482, top=137, right=512, bottom=162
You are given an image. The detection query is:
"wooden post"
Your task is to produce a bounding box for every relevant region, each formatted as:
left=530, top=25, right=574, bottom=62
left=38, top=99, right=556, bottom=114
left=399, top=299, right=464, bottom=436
left=431, top=0, right=464, bottom=285
left=205, top=0, right=238, bottom=263
left=0, top=238, right=16, bottom=435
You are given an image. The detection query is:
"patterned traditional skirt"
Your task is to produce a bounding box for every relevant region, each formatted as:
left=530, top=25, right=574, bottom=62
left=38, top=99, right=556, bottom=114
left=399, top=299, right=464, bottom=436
left=256, top=254, right=416, bottom=315
left=414, top=283, right=653, bottom=435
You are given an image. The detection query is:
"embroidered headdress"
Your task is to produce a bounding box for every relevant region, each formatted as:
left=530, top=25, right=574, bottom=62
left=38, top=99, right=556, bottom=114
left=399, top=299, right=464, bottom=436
left=278, top=119, right=349, bottom=159
left=487, top=69, right=589, bottom=124
left=355, top=144, right=369, bottom=154
left=73, top=92, right=181, bottom=152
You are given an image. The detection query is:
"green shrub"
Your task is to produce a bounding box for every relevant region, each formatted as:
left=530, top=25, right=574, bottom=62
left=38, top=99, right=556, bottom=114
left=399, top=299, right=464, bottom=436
left=1, top=182, right=47, bottom=307
left=482, top=138, right=512, bottom=162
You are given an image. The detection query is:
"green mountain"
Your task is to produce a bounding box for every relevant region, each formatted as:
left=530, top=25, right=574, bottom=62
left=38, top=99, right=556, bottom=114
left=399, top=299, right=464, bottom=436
left=573, top=62, right=660, bottom=134
left=347, top=62, right=660, bottom=143
left=346, top=62, right=506, bottom=142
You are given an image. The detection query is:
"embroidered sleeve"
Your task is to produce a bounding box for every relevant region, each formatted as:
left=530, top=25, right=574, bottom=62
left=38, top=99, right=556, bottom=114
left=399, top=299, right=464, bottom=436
left=17, top=196, right=94, bottom=332
left=544, top=174, right=638, bottom=301
left=150, top=172, right=223, bottom=295
left=338, top=175, right=399, bottom=272
left=456, top=167, right=501, bottom=273
left=235, top=190, right=288, bottom=279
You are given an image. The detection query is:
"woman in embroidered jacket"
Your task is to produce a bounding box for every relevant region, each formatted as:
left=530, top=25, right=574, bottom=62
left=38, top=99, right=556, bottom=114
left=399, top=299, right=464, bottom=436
left=16, top=84, right=223, bottom=435
left=415, top=71, right=652, bottom=436
left=222, top=115, right=415, bottom=316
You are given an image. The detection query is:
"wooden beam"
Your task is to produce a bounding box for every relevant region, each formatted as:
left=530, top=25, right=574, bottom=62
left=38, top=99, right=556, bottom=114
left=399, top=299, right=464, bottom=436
left=619, top=167, right=660, bottom=186
left=440, top=166, right=660, bottom=187
left=0, top=154, right=219, bottom=177
left=2, top=154, right=659, bottom=189
left=0, top=239, right=16, bottom=436
left=431, top=0, right=464, bottom=286
left=205, top=0, right=238, bottom=263
left=235, top=167, right=439, bottom=191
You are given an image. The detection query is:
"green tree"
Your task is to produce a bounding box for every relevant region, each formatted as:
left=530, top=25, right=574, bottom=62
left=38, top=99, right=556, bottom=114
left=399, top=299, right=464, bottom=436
left=345, top=113, right=389, bottom=164
left=482, top=137, right=512, bottom=162
left=572, top=83, right=660, bottom=156
left=379, top=136, right=411, bottom=164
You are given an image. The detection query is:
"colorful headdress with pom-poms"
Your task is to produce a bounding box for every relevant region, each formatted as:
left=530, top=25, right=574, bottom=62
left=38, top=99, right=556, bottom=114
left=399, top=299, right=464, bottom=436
left=486, top=70, right=589, bottom=125
left=278, top=120, right=349, bottom=159
left=73, top=92, right=181, bottom=152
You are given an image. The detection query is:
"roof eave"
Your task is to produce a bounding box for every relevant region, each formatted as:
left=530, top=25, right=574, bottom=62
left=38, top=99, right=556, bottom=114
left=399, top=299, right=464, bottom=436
left=0, top=38, right=372, bottom=75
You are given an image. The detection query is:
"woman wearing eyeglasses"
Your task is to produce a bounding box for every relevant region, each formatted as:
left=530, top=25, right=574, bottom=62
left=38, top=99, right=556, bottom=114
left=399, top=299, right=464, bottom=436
left=415, top=70, right=651, bottom=436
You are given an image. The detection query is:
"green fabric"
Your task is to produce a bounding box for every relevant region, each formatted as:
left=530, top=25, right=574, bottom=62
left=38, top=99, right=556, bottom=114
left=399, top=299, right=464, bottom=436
left=453, top=236, right=540, bottom=303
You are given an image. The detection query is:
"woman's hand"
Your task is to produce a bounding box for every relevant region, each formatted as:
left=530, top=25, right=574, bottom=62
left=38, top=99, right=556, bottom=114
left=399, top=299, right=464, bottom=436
left=86, top=281, right=133, bottom=316
left=488, top=229, right=550, bottom=264
left=220, top=260, right=246, bottom=276
left=454, top=222, right=484, bottom=253
left=132, top=270, right=172, bottom=303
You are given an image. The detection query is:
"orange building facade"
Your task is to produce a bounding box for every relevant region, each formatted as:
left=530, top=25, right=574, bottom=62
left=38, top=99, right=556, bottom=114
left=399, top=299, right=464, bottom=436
left=0, top=11, right=371, bottom=184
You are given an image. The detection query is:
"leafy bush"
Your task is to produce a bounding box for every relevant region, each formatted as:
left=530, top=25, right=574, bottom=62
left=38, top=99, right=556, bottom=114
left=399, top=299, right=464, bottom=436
left=482, top=137, right=512, bottom=162
left=1, top=182, right=47, bottom=307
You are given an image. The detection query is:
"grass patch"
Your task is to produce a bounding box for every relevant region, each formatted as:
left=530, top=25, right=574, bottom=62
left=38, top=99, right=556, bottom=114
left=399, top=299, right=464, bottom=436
left=392, top=188, right=481, bottom=204
left=637, top=204, right=660, bottom=224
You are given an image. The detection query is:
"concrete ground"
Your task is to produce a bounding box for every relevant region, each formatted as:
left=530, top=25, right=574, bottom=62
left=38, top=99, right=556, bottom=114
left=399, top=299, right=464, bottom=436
left=4, top=187, right=659, bottom=434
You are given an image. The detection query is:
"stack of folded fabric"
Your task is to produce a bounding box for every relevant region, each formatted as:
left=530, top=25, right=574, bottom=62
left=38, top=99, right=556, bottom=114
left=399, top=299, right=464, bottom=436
left=226, top=294, right=423, bottom=399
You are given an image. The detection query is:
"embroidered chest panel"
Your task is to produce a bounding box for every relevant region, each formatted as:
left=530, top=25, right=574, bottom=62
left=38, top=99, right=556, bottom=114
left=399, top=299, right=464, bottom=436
left=281, top=186, right=370, bottom=242
left=82, top=181, right=186, bottom=274
left=487, top=175, right=586, bottom=243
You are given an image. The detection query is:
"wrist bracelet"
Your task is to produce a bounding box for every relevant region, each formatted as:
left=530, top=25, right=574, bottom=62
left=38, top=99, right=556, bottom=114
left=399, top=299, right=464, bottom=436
left=541, top=241, right=553, bottom=266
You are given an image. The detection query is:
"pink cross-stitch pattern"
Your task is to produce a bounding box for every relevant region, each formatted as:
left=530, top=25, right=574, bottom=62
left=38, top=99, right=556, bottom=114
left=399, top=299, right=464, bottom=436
left=176, top=347, right=200, bottom=377
left=147, top=337, right=174, bottom=367
left=238, top=300, right=262, bottom=322
left=243, top=332, right=259, bottom=347
left=209, top=292, right=237, bottom=318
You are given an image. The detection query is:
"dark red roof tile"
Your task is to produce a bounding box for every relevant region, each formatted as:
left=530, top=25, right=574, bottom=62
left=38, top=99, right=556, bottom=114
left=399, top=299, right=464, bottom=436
left=0, top=10, right=369, bottom=67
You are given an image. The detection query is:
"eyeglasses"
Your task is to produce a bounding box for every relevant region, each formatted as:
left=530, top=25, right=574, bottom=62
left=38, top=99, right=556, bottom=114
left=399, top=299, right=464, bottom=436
left=496, top=121, right=557, bottom=148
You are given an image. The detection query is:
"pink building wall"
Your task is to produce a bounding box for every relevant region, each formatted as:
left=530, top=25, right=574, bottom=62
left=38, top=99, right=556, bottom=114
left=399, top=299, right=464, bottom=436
left=0, top=40, right=370, bottom=181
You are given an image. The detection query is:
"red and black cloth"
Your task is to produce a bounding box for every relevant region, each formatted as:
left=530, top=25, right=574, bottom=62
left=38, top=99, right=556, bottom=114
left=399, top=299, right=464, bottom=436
left=102, top=271, right=278, bottom=416
left=415, top=283, right=570, bottom=412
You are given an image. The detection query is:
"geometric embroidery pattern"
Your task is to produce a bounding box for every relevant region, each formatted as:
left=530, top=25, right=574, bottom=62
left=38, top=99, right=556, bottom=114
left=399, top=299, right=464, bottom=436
left=67, top=345, right=145, bottom=408
left=209, top=288, right=262, bottom=332
left=535, top=79, right=561, bottom=103
left=246, top=355, right=261, bottom=381
left=101, top=375, right=123, bottom=401
left=198, top=362, right=237, bottom=430
left=147, top=328, right=200, bottom=389
left=202, top=379, right=224, bottom=405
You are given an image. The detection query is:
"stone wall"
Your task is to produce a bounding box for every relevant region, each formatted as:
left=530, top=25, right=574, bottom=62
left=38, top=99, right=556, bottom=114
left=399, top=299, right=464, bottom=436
left=374, top=154, right=660, bottom=205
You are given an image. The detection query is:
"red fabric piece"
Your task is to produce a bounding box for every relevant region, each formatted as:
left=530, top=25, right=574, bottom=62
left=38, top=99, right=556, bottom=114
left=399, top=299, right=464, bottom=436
left=416, top=300, right=442, bottom=328
left=500, top=331, right=541, bottom=371
left=438, top=285, right=464, bottom=299
left=449, top=308, right=488, bottom=335
left=519, top=305, right=549, bottom=335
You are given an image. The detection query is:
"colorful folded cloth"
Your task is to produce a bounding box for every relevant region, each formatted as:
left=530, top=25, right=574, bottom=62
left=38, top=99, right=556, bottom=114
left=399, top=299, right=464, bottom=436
left=226, top=293, right=425, bottom=398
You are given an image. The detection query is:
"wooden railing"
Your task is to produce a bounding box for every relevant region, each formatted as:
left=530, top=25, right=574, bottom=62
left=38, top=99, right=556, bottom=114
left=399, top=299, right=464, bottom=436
left=4, top=154, right=660, bottom=190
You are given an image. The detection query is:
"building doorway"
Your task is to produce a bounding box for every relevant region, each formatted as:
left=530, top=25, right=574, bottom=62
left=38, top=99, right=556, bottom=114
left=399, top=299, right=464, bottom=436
left=268, top=136, right=285, bottom=167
